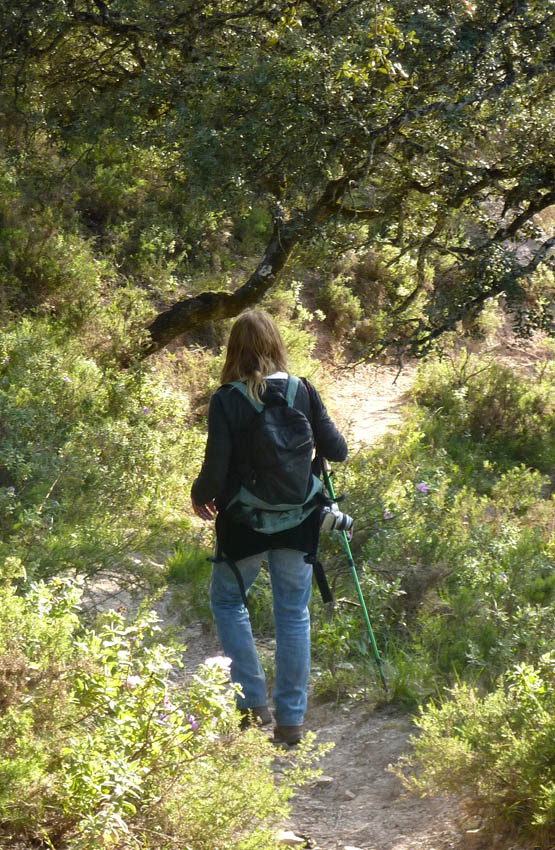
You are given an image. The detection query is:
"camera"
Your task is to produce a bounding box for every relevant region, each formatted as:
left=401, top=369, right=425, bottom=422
left=320, top=503, right=354, bottom=536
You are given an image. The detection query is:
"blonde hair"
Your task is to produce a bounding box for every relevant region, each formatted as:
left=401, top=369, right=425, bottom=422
left=221, top=310, right=288, bottom=402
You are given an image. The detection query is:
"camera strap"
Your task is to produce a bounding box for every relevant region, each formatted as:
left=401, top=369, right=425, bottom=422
left=304, top=554, right=333, bottom=606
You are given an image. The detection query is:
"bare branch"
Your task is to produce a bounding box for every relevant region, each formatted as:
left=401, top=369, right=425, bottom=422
left=519, top=235, right=555, bottom=274
left=335, top=205, right=382, bottom=220
left=493, top=192, right=555, bottom=242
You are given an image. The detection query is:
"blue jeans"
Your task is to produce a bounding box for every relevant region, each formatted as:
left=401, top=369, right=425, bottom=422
left=209, top=548, right=312, bottom=726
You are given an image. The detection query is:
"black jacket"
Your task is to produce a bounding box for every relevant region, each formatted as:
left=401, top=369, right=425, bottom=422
left=191, top=376, right=348, bottom=561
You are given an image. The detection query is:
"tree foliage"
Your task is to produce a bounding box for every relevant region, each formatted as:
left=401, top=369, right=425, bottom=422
left=1, top=0, right=554, bottom=355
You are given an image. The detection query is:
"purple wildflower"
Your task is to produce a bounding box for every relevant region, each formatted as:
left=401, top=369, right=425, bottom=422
left=141, top=406, right=150, bottom=414
left=383, top=509, right=393, bottom=520
left=187, top=714, right=199, bottom=731
left=62, top=376, right=71, bottom=383
left=416, top=482, right=429, bottom=494
left=162, top=694, right=176, bottom=711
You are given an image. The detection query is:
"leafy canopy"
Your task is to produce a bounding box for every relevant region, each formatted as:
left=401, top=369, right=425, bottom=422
left=1, top=0, right=554, bottom=353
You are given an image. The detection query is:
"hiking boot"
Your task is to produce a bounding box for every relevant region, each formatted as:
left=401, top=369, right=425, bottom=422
left=272, top=724, right=304, bottom=746
left=239, top=705, right=273, bottom=730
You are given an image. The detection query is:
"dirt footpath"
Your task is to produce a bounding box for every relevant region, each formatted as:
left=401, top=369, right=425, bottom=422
left=285, top=700, right=463, bottom=850
left=326, top=362, right=416, bottom=447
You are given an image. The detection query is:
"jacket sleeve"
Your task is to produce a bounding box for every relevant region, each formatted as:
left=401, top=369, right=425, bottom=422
left=305, top=381, right=348, bottom=462
left=190, top=393, right=232, bottom=506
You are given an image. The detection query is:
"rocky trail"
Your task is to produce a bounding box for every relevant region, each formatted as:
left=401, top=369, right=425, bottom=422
left=86, top=357, right=532, bottom=850
left=285, top=701, right=462, bottom=850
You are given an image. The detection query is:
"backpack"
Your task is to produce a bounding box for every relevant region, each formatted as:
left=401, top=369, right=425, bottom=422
left=224, top=376, right=324, bottom=534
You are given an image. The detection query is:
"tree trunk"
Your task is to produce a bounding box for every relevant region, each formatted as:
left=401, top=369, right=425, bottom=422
left=142, top=176, right=350, bottom=357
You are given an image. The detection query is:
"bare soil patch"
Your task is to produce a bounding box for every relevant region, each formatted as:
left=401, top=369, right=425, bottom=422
left=326, top=362, right=416, bottom=448
left=285, top=700, right=463, bottom=850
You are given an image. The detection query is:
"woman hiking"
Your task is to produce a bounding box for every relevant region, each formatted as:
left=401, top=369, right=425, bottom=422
left=191, top=310, right=347, bottom=745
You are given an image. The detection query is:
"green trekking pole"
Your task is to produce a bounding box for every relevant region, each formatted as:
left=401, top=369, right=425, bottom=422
left=322, top=463, right=388, bottom=693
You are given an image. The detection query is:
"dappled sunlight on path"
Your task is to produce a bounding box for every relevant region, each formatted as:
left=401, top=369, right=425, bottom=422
left=328, top=362, right=417, bottom=448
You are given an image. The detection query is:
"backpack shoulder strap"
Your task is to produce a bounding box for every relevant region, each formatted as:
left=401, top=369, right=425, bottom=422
left=284, top=375, right=300, bottom=407
left=229, top=381, right=264, bottom=413
left=230, top=378, right=300, bottom=410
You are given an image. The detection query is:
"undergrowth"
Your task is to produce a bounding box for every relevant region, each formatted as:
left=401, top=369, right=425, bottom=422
left=396, top=653, right=555, bottom=844
left=0, top=318, right=204, bottom=585
left=1, top=294, right=554, bottom=841
left=0, top=572, right=328, bottom=849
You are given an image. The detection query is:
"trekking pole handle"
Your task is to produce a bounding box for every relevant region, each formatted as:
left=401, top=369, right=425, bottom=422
left=321, top=458, right=334, bottom=493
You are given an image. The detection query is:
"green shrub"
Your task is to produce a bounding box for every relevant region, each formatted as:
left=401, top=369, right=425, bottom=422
left=397, top=653, right=555, bottom=840
left=0, top=318, right=204, bottom=583
left=0, top=161, right=108, bottom=322
left=233, top=205, right=273, bottom=252
left=166, top=543, right=213, bottom=623
left=316, top=277, right=363, bottom=339
left=412, top=352, right=555, bottom=476
left=312, top=351, right=555, bottom=700
left=0, top=575, right=327, bottom=849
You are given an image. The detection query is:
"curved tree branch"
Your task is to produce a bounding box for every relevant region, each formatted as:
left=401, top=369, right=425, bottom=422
left=143, top=175, right=350, bottom=356
left=141, top=56, right=553, bottom=360
left=396, top=235, right=555, bottom=356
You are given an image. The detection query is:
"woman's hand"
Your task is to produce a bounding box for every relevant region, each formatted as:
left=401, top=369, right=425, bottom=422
left=192, top=498, right=217, bottom=521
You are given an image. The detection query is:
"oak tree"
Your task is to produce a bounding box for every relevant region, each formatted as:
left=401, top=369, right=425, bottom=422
left=2, top=0, right=554, bottom=355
